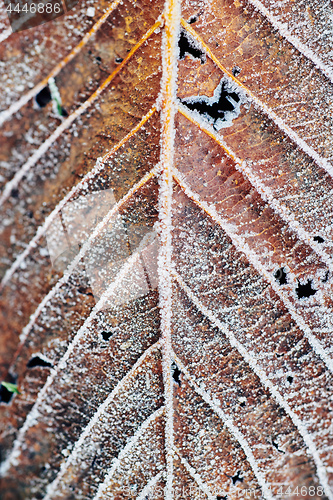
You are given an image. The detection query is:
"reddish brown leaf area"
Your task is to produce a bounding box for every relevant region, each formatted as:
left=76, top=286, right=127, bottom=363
left=0, top=0, right=333, bottom=499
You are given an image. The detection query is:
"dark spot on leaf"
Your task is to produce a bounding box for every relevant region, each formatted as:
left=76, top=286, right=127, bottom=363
left=313, top=235, right=324, bottom=243
left=232, top=66, right=241, bottom=77
left=27, top=356, right=53, bottom=368
left=171, top=362, right=181, bottom=386
left=115, top=57, right=123, bottom=64
left=0, top=374, right=17, bottom=404
left=272, top=435, right=285, bottom=454
left=35, top=86, right=52, bottom=107
left=77, top=286, right=94, bottom=296
left=322, top=271, right=329, bottom=283
left=274, top=267, right=287, bottom=285
left=180, top=79, right=241, bottom=130
left=287, top=375, right=293, bottom=384
left=101, top=331, right=112, bottom=341
left=231, top=471, right=243, bottom=484
left=60, top=107, right=68, bottom=117
left=240, top=400, right=246, bottom=407
left=178, top=28, right=206, bottom=63
left=11, top=188, right=19, bottom=198
left=276, top=352, right=285, bottom=358
left=295, top=279, right=317, bottom=299
left=27, top=210, right=33, bottom=218
left=95, top=56, right=102, bottom=63
left=188, top=15, right=198, bottom=24
left=217, top=496, right=227, bottom=500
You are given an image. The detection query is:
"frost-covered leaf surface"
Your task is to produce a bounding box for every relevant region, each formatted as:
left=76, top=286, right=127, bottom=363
left=0, top=0, right=333, bottom=499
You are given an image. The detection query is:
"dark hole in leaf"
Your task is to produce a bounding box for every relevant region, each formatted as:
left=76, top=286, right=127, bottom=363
left=35, top=86, right=52, bottom=107
left=322, top=271, right=329, bottom=283
left=287, top=375, right=293, bottom=384
left=313, top=235, right=325, bottom=243
left=0, top=374, right=17, bottom=404
left=276, top=352, right=285, bottom=357
left=274, top=267, right=287, bottom=285
left=180, top=80, right=241, bottom=130
left=101, top=331, right=113, bottom=341
left=217, top=496, right=227, bottom=500
left=295, top=279, right=317, bottom=299
left=272, top=435, right=285, bottom=454
left=232, top=66, right=241, bottom=77
left=60, top=107, right=68, bottom=117
left=10, top=188, right=19, bottom=198
left=27, top=356, right=53, bottom=368
left=171, top=362, right=181, bottom=386
left=95, top=56, right=102, bottom=63
left=178, top=28, right=206, bottom=63
left=240, top=401, right=246, bottom=407
left=231, top=471, right=243, bottom=484
left=115, top=57, right=123, bottom=64
left=188, top=15, right=198, bottom=24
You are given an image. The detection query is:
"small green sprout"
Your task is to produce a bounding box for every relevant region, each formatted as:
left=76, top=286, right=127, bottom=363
left=1, top=381, right=20, bottom=395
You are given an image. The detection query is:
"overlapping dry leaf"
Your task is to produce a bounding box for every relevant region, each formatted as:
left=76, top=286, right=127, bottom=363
left=0, top=0, right=333, bottom=499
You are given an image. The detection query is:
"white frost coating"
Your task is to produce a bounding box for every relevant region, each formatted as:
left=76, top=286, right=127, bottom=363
left=173, top=447, right=215, bottom=500
left=172, top=170, right=333, bottom=375
left=177, top=104, right=333, bottom=273
left=92, top=407, right=165, bottom=500
left=7, top=162, right=160, bottom=366
left=43, top=342, right=161, bottom=500
left=158, top=0, right=180, bottom=498
left=135, top=472, right=164, bottom=500
left=171, top=177, right=333, bottom=500
left=0, top=0, right=123, bottom=127
left=173, top=270, right=333, bottom=500
left=0, top=27, right=12, bottom=43
left=0, top=243, right=155, bottom=477
left=172, top=354, right=274, bottom=500
left=247, top=0, right=333, bottom=84
left=0, top=108, right=158, bottom=291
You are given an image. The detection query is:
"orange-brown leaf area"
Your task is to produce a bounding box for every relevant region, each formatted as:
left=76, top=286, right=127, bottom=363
left=0, top=0, right=333, bottom=499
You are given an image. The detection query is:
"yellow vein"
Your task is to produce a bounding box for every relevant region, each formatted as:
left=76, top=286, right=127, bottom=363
left=0, top=105, right=156, bottom=291
left=158, top=1, right=180, bottom=499
left=43, top=341, right=161, bottom=499
left=0, top=234, right=159, bottom=477
left=180, top=19, right=333, bottom=181
left=172, top=352, right=274, bottom=500
left=0, top=0, right=124, bottom=127
left=92, top=407, right=165, bottom=500
left=0, top=19, right=161, bottom=209
left=172, top=168, right=333, bottom=375
left=172, top=269, right=333, bottom=500
left=177, top=105, right=333, bottom=274
left=2, top=162, right=161, bottom=405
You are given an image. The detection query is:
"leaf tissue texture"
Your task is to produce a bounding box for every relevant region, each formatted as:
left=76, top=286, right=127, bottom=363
left=0, top=0, right=333, bottom=498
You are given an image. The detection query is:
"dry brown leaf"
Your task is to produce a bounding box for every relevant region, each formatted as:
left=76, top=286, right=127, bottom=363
left=0, top=0, right=333, bottom=499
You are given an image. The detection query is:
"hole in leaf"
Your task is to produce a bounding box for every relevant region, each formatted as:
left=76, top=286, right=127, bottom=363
left=101, top=331, right=112, bottom=341
left=35, top=86, right=52, bottom=107
left=272, top=435, right=285, bottom=454
left=178, top=28, right=206, bottom=63
left=231, top=471, right=243, bottom=485
left=276, top=352, right=285, bottom=358
left=287, top=375, right=293, bottom=384
left=232, top=66, right=241, bottom=77
left=240, top=401, right=246, bottom=407
left=115, top=57, right=123, bottom=64
left=180, top=78, right=242, bottom=131
left=27, top=356, right=53, bottom=368
left=0, top=374, right=17, bottom=404
left=274, top=267, right=287, bottom=285
left=217, top=496, right=227, bottom=500
left=322, top=271, right=329, bottom=283
left=10, top=188, right=19, bottom=198
left=95, top=56, right=102, bottom=63
left=313, top=235, right=324, bottom=243
left=171, top=362, right=181, bottom=386
left=188, top=15, right=198, bottom=24
left=295, top=279, right=317, bottom=299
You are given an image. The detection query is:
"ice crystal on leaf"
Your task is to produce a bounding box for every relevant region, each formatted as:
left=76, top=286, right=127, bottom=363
left=0, top=0, right=333, bottom=498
